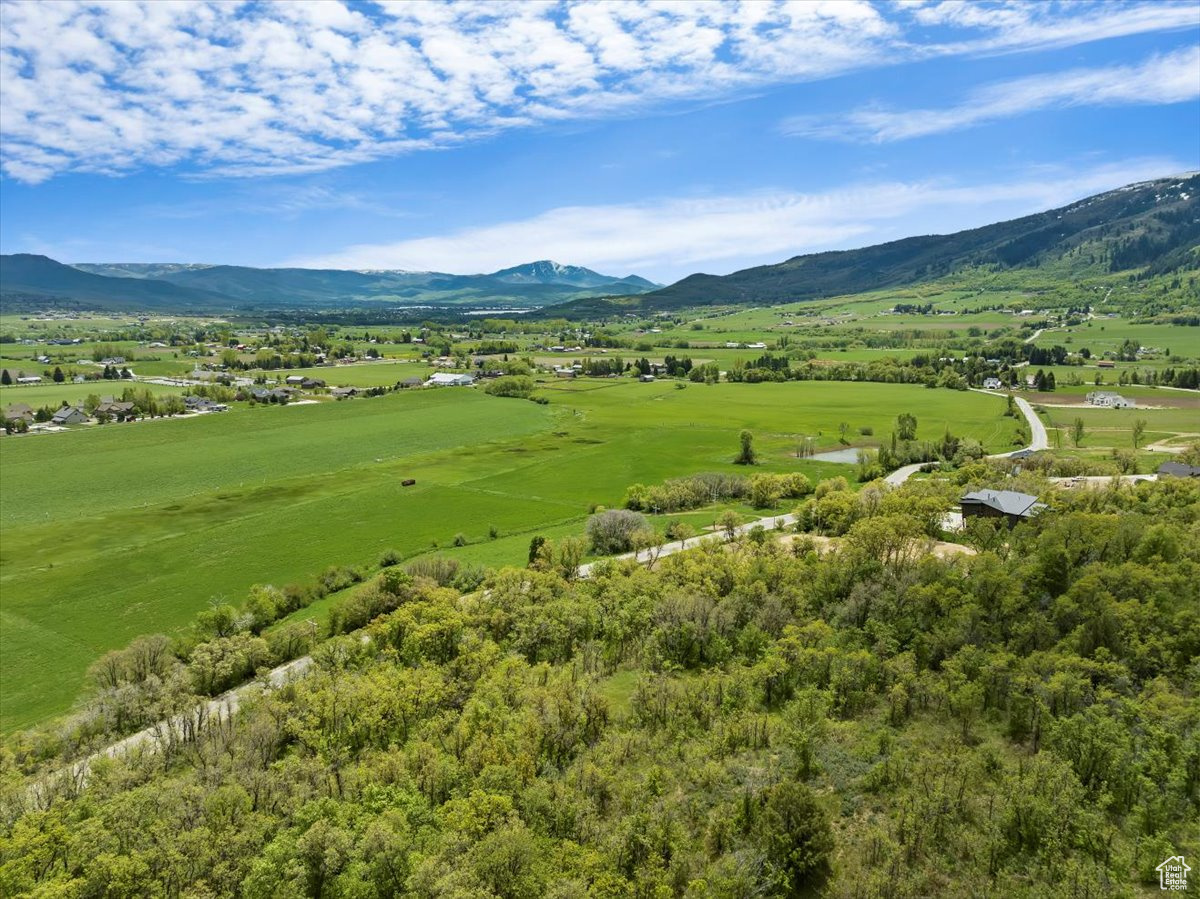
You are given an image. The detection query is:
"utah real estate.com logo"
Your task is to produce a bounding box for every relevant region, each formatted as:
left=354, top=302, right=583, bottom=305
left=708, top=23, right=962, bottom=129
left=1158, top=856, right=1190, bottom=892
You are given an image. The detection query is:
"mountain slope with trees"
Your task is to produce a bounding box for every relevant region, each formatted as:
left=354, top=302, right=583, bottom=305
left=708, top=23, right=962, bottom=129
left=0, top=254, right=234, bottom=311
left=1, top=257, right=660, bottom=312
left=551, top=173, right=1200, bottom=318
left=62, top=260, right=658, bottom=310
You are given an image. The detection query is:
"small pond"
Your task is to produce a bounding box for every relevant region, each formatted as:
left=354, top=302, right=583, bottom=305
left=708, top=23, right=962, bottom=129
left=808, top=448, right=869, bottom=464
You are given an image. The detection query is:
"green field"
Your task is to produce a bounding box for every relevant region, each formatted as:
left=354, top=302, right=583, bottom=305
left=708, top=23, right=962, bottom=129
left=1031, top=318, right=1200, bottom=360
left=0, top=380, right=188, bottom=411
left=1039, top=401, right=1200, bottom=450
left=0, top=379, right=1016, bottom=732
left=266, top=360, right=430, bottom=387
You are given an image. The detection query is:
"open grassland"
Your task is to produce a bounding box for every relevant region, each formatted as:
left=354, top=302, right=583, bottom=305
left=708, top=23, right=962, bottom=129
left=0, top=380, right=1014, bottom=732
left=1038, top=401, right=1199, bottom=453
left=1031, top=318, right=1200, bottom=361
left=0, top=380, right=188, bottom=411
left=262, top=360, right=430, bottom=387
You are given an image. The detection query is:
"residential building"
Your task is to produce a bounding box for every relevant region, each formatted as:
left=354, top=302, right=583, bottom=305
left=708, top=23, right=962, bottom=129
left=960, top=489, right=1045, bottom=527
left=51, top=406, right=89, bottom=425
left=1085, top=391, right=1134, bottom=408
left=425, top=373, right=475, bottom=387
left=4, top=403, right=34, bottom=423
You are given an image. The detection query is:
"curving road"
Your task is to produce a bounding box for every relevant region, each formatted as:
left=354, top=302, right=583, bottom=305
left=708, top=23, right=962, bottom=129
left=886, top=391, right=1046, bottom=486
left=986, top=393, right=1049, bottom=455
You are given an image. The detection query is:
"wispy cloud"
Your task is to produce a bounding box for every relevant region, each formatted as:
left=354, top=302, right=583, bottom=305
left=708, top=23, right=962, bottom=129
left=284, top=158, right=1182, bottom=280
left=783, top=47, right=1200, bottom=142
left=0, top=0, right=1193, bottom=184
left=133, top=183, right=413, bottom=221
left=904, top=0, right=1199, bottom=57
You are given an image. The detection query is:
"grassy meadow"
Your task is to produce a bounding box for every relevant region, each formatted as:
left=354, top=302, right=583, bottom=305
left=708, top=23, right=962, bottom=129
left=0, top=380, right=189, bottom=411
left=0, top=379, right=1016, bottom=732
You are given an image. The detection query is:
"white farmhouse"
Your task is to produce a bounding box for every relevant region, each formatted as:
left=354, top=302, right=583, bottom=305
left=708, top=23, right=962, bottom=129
left=1085, top=391, right=1135, bottom=408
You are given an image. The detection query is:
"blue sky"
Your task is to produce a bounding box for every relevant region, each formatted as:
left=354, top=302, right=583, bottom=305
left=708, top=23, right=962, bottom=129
left=1, top=0, right=1197, bottom=283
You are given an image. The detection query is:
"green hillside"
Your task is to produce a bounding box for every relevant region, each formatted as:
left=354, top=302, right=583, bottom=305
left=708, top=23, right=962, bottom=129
left=0, top=254, right=233, bottom=311
left=550, top=173, right=1200, bottom=318
left=58, top=260, right=660, bottom=310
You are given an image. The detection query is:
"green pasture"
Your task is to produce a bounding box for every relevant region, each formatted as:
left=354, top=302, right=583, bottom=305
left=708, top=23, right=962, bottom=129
left=1033, top=319, right=1200, bottom=361
left=262, top=361, right=430, bottom=388
left=0, top=379, right=1015, bottom=732
left=1, top=339, right=149, bottom=363
left=1038, top=402, right=1199, bottom=444
left=1, top=380, right=188, bottom=411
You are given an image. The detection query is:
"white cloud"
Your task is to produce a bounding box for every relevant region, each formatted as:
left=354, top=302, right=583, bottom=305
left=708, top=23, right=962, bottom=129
left=284, top=158, right=1183, bottom=280
left=906, top=0, right=1200, bottom=57
left=783, top=47, right=1200, bottom=142
left=0, top=0, right=1192, bottom=183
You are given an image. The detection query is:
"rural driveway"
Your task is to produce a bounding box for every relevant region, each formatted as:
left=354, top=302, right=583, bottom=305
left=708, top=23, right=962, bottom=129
left=970, top=390, right=1049, bottom=456
left=577, top=511, right=799, bottom=577
left=52, top=510, right=804, bottom=790
left=884, top=464, right=924, bottom=486
left=1006, top=396, right=1050, bottom=453
left=886, top=391, right=1047, bottom=487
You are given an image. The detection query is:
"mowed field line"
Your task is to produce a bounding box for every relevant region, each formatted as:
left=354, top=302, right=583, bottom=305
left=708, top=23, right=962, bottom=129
left=1, top=381, right=1014, bottom=732
left=1, top=394, right=562, bottom=731
left=0, top=389, right=557, bottom=529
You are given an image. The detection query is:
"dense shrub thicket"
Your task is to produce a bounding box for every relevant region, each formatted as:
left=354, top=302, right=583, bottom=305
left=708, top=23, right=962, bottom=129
left=1, top=479, right=1197, bottom=897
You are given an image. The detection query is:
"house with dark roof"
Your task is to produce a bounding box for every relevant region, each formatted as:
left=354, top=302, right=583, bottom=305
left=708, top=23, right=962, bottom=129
left=51, top=406, right=89, bottom=426
left=4, top=403, right=34, bottom=423
left=960, top=489, right=1045, bottom=527
left=95, top=400, right=135, bottom=418
left=184, top=396, right=227, bottom=412
left=1157, top=461, right=1200, bottom=478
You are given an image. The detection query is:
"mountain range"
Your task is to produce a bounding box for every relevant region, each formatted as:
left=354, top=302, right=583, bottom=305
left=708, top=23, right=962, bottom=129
left=2, top=174, right=1197, bottom=316
left=0, top=258, right=660, bottom=312
left=550, top=173, right=1200, bottom=317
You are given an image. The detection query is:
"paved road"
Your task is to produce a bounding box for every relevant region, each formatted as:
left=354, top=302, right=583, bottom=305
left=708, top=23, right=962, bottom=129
left=50, top=512, right=810, bottom=793
left=1051, top=474, right=1157, bottom=486
left=1005, top=396, right=1049, bottom=453
left=884, top=464, right=924, bottom=486
left=970, top=390, right=1049, bottom=456
left=31, top=656, right=318, bottom=801
left=885, top=391, right=1047, bottom=487
left=577, top=512, right=799, bottom=577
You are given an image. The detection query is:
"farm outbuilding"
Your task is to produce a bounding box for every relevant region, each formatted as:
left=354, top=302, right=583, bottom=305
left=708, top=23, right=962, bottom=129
left=425, top=373, right=475, bottom=387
